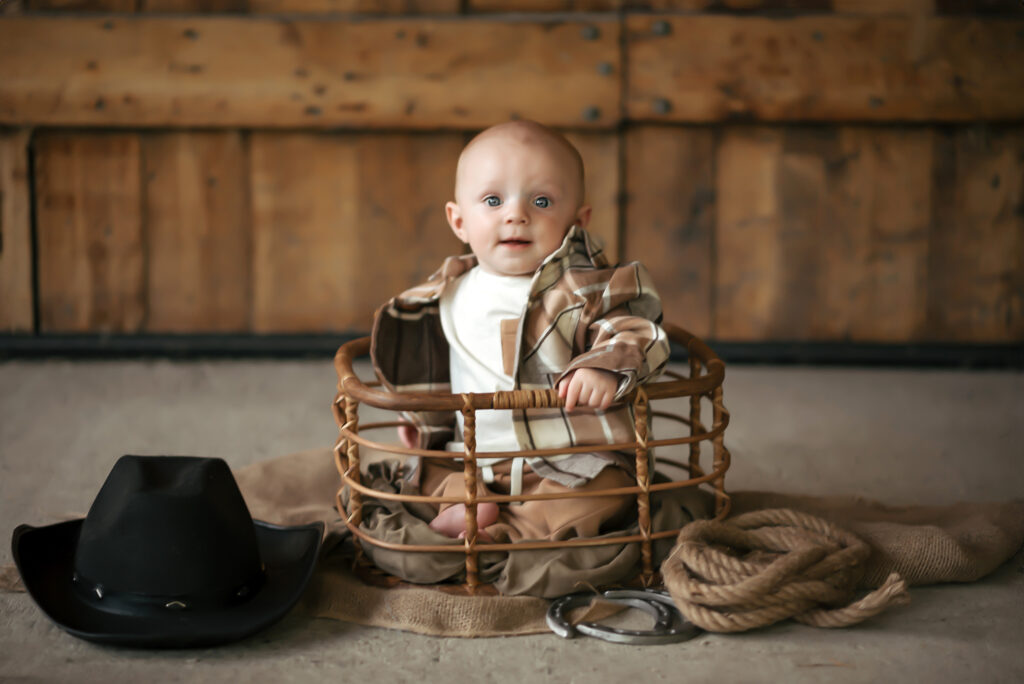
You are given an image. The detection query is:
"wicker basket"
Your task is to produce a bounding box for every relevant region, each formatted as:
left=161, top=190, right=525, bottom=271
left=331, top=322, right=731, bottom=590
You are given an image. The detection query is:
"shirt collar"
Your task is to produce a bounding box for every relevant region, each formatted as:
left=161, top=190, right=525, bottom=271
left=533, top=224, right=607, bottom=285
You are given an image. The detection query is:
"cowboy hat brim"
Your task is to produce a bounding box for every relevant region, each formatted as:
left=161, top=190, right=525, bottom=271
left=12, top=518, right=324, bottom=648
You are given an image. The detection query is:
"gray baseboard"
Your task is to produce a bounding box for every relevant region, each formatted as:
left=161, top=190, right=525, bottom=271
left=1, top=334, right=1021, bottom=368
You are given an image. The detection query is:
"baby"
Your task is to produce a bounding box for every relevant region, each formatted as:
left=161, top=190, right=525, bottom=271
left=371, top=120, right=670, bottom=544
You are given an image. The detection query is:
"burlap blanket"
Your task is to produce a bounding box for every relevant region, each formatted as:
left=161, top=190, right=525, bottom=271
left=237, top=448, right=1024, bottom=636
left=6, top=448, right=1023, bottom=638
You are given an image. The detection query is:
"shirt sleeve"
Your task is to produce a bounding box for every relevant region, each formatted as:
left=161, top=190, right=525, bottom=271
left=556, top=262, right=671, bottom=399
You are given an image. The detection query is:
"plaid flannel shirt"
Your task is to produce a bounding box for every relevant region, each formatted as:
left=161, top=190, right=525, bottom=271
left=370, top=225, right=670, bottom=485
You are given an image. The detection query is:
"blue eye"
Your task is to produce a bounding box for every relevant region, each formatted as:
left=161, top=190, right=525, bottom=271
left=534, top=197, right=550, bottom=208
left=485, top=196, right=501, bottom=207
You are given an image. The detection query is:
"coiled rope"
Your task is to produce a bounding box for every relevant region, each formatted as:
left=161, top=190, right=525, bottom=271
left=661, top=508, right=910, bottom=632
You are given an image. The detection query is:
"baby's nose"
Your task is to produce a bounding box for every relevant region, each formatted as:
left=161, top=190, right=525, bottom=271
left=504, top=199, right=529, bottom=223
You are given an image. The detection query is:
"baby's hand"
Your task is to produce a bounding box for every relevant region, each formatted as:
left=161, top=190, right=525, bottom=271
left=557, top=368, right=618, bottom=412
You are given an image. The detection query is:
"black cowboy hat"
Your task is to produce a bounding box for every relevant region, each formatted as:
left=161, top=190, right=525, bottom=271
left=11, top=455, right=324, bottom=648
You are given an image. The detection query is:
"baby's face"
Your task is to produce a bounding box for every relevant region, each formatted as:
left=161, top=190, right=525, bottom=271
left=446, top=132, right=589, bottom=277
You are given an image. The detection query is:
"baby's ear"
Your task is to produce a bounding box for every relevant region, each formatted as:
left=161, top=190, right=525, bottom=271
left=446, top=201, right=467, bottom=242
left=574, top=205, right=592, bottom=230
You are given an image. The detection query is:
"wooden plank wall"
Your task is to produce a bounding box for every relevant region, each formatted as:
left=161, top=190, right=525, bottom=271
left=1, top=0, right=1022, bottom=346
left=629, top=125, right=1023, bottom=343
left=0, top=130, right=33, bottom=332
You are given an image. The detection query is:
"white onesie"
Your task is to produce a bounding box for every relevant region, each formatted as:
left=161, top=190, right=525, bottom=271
left=439, top=266, right=532, bottom=493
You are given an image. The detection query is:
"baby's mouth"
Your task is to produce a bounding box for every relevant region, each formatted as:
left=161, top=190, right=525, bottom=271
left=500, top=238, right=531, bottom=247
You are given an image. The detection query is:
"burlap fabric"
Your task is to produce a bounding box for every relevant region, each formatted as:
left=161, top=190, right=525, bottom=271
left=5, top=448, right=1023, bottom=637
left=724, top=491, right=1024, bottom=588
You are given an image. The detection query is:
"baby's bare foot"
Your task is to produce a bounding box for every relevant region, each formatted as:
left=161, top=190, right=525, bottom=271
left=429, top=502, right=499, bottom=538
left=458, top=528, right=494, bottom=542
left=476, top=502, right=499, bottom=528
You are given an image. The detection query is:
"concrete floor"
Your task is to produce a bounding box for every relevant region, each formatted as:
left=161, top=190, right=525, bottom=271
left=1, top=359, right=1022, bottom=683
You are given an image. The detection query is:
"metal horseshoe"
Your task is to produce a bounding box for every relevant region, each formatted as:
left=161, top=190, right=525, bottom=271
left=546, top=588, right=701, bottom=645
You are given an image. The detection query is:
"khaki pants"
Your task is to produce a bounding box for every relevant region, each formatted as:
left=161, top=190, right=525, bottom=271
left=421, top=458, right=636, bottom=542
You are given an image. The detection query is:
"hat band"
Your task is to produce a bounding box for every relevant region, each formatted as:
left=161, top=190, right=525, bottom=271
left=71, top=567, right=266, bottom=614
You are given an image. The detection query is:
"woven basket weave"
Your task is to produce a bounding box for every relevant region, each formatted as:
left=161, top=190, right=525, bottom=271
left=331, top=323, right=731, bottom=590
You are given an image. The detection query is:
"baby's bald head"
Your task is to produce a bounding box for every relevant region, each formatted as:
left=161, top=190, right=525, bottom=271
left=454, top=121, right=585, bottom=208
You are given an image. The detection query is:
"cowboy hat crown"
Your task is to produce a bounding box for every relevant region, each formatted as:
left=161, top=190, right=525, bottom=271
left=73, top=456, right=264, bottom=609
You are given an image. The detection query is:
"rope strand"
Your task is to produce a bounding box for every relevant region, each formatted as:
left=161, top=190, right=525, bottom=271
left=661, top=508, right=909, bottom=632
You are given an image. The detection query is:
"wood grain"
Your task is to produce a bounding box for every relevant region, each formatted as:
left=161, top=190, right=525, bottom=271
left=25, top=0, right=136, bottom=10
left=142, top=131, right=251, bottom=332
left=623, top=126, right=714, bottom=338
left=141, top=0, right=247, bottom=11
left=34, top=133, right=145, bottom=333
left=250, top=133, right=463, bottom=333
left=627, top=14, right=1024, bottom=122
left=626, top=1, right=829, bottom=10
left=249, top=0, right=459, bottom=11
left=469, top=0, right=620, bottom=11
left=565, top=131, right=620, bottom=264
left=826, top=127, right=932, bottom=341
left=713, top=127, right=782, bottom=340
left=0, top=130, right=34, bottom=333
left=27, top=0, right=461, bottom=9
left=715, top=126, right=938, bottom=342
left=345, top=134, right=465, bottom=329
left=0, top=16, right=620, bottom=130
left=831, top=0, right=934, bottom=13
left=928, top=127, right=1024, bottom=342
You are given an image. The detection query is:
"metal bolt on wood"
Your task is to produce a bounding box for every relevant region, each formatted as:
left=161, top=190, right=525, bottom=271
left=652, top=20, right=672, bottom=36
